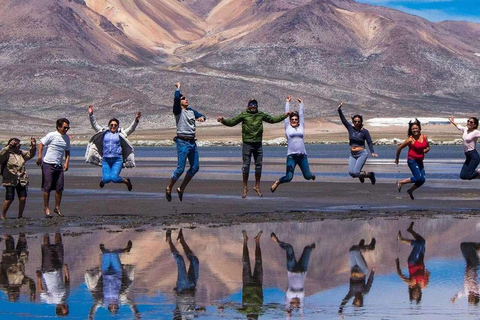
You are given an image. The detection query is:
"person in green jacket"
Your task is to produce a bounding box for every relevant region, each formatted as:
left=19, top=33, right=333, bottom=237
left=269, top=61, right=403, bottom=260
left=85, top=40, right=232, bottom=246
left=217, top=99, right=288, bottom=198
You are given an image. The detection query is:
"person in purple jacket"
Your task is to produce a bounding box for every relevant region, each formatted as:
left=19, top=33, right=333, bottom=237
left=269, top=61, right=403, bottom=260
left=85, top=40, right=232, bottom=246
left=337, top=102, right=378, bottom=184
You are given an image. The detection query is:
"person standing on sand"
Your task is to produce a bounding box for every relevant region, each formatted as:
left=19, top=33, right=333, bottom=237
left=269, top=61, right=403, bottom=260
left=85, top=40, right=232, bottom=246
left=337, top=102, right=378, bottom=184
left=271, top=232, right=315, bottom=315
left=217, top=99, right=289, bottom=198
left=338, top=238, right=376, bottom=314
left=166, top=82, right=206, bottom=202
left=0, top=137, right=36, bottom=220
left=271, top=96, right=315, bottom=193
left=449, top=116, right=480, bottom=180
left=396, top=222, right=430, bottom=304
left=395, top=119, right=430, bottom=200
left=37, top=118, right=70, bottom=218
left=85, top=105, right=141, bottom=191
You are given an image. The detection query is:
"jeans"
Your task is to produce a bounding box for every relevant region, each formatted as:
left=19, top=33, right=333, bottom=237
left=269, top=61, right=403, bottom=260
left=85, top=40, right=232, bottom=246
left=349, top=248, right=368, bottom=275
left=102, top=157, right=124, bottom=183
left=408, top=159, right=426, bottom=187
left=102, top=253, right=122, bottom=275
left=242, top=142, right=263, bottom=174
left=460, top=150, right=480, bottom=180
left=279, top=154, right=313, bottom=184
left=348, top=149, right=368, bottom=177
left=408, top=239, right=426, bottom=265
left=173, top=252, right=199, bottom=293
left=278, top=242, right=313, bottom=273
left=172, top=139, right=199, bottom=181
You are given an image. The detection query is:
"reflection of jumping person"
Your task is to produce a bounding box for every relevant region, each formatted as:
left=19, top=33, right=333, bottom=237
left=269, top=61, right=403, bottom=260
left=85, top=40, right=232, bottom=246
left=271, top=232, right=315, bottom=313
left=36, top=233, right=70, bottom=316
left=339, top=238, right=376, bottom=313
left=396, top=222, right=430, bottom=303
left=0, top=137, right=36, bottom=219
left=451, top=242, right=480, bottom=305
left=85, top=105, right=141, bottom=191
left=166, top=82, right=206, bottom=202
left=239, top=230, right=263, bottom=319
left=85, top=240, right=138, bottom=319
left=337, top=102, right=378, bottom=184
left=271, top=97, right=315, bottom=193
left=0, top=234, right=35, bottom=302
left=217, top=99, right=288, bottom=198
left=449, top=117, right=480, bottom=180
left=166, top=229, right=204, bottom=319
left=395, top=119, right=430, bottom=200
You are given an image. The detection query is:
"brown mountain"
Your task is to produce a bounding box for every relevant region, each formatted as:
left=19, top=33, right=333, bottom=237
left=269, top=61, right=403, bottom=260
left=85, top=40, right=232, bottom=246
left=0, top=0, right=479, bottom=134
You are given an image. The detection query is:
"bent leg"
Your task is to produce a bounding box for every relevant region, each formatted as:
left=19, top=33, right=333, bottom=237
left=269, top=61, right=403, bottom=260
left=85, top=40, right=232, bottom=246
left=185, top=143, right=199, bottom=177
left=110, top=157, right=124, bottom=183
left=278, top=242, right=296, bottom=272
left=172, top=140, right=188, bottom=180
left=102, top=158, right=113, bottom=183
left=296, top=244, right=314, bottom=272
left=298, top=155, right=314, bottom=180
left=279, top=156, right=295, bottom=184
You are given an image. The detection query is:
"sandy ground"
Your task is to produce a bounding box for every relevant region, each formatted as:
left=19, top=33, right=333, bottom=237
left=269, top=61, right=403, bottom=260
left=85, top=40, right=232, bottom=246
left=1, top=155, right=479, bottom=233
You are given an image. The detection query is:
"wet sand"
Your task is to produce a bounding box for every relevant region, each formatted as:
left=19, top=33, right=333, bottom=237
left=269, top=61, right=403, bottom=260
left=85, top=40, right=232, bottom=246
left=2, top=156, right=479, bottom=232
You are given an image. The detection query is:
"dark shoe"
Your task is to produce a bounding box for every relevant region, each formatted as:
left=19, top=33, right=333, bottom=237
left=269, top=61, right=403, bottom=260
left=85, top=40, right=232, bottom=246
left=53, top=208, right=63, bottom=217
left=126, top=240, right=132, bottom=253
left=311, top=174, right=316, bottom=181
left=407, top=189, right=414, bottom=200
left=99, top=180, right=105, bottom=188
left=177, top=188, right=183, bottom=202
left=369, top=238, right=376, bottom=250
left=358, top=239, right=365, bottom=246
left=359, top=177, right=365, bottom=183
left=126, top=178, right=133, bottom=191
left=165, top=188, right=172, bottom=202
left=369, top=172, right=376, bottom=185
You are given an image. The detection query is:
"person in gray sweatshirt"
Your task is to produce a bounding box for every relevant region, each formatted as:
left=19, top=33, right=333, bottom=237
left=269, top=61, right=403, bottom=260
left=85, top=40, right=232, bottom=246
left=166, top=82, right=206, bottom=202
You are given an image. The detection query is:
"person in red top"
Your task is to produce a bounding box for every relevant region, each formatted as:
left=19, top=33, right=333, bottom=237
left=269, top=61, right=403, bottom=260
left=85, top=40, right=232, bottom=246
left=395, top=119, right=430, bottom=200
left=396, top=222, right=430, bottom=304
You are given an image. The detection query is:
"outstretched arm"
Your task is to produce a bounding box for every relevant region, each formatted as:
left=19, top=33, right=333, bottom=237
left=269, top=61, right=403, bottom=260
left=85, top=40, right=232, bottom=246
left=262, top=112, right=288, bottom=124
left=123, top=113, right=141, bottom=136
left=220, top=113, right=244, bottom=127
left=339, top=291, right=353, bottom=314
left=449, top=117, right=461, bottom=130
left=284, top=96, right=291, bottom=129
left=298, top=98, right=305, bottom=129
left=395, top=258, right=410, bottom=284
left=173, top=83, right=182, bottom=116
left=88, top=106, right=103, bottom=133
left=395, top=138, right=411, bottom=165
left=365, top=270, right=375, bottom=294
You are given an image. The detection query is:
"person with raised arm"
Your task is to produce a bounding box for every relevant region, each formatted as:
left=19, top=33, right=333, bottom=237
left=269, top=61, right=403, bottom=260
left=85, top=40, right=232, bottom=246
left=395, top=119, right=430, bottom=200
left=218, top=99, right=288, bottom=198
left=337, top=102, right=378, bottom=184
left=85, top=105, right=141, bottom=191
left=36, top=118, right=71, bottom=218
left=449, top=116, right=480, bottom=180
left=166, top=82, right=206, bottom=202
left=271, top=96, right=315, bottom=193
left=451, top=242, right=480, bottom=305
left=0, top=137, right=36, bottom=219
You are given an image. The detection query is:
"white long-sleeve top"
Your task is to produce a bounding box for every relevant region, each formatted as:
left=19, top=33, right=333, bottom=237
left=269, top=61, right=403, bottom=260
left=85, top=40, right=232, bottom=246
left=285, top=102, right=306, bottom=156
left=458, top=125, right=480, bottom=152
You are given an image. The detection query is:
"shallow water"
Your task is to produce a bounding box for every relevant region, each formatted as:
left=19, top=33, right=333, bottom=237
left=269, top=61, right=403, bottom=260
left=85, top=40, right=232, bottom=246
left=2, top=217, right=480, bottom=319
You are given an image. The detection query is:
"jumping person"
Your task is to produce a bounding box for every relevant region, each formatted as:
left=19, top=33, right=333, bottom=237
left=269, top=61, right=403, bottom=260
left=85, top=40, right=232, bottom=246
left=0, top=137, right=36, bottom=219
left=218, top=99, right=288, bottom=198
left=337, top=102, right=378, bottom=184
left=37, top=118, right=71, bottom=218
left=271, top=96, right=315, bottom=193
left=339, top=238, right=376, bottom=314
left=451, top=242, right=480, bottom=305
left=85, top=105, right=141, bottom=191
left=395, top=119, right=430, bottom=200
left=396, top=222, right=430, bottom=303
left=271, top=232, right=315, bottom=314
left=166, top=82, right=206, bottom=202
left=449, top=117, right=480, bottom=180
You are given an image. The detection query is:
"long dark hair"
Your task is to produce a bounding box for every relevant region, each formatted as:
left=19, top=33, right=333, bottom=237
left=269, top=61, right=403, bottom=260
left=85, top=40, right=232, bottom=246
left=351, top=115, right=363, bottom=128
left=469, top=117, right=479, bottom=129
left=408, top=119, right=421, bottom=137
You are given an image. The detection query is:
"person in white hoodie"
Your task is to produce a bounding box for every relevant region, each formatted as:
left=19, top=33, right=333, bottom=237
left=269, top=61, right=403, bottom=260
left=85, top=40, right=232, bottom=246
left=271, top=232, right=315, bottom=313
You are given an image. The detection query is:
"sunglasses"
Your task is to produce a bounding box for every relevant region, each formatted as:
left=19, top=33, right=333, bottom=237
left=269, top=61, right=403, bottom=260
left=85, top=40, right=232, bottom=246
left=110, top=124, right=118, bottom=127
left=248, top=104, right=258, bottom=108
left=290, top=118, right=299, bottom=121
left=62, top=126, right=70, bottom=130
left=353, top=120, right=361, bottom=123
left=467, top=120, right=475, bottom=124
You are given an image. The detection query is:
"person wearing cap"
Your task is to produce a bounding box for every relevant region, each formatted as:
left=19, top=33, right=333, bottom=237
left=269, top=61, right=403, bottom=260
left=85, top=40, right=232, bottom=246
left=217, top=99, right=288, bottom=198
left=270, top=96, right=315, bottom=193
left=0, top=137, right=36, bottom=219
left=166, top=82, right=206, bottom=202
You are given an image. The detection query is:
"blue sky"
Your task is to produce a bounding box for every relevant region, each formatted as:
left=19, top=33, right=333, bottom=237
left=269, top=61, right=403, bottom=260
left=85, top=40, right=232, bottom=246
left=356, top=0, right=480, bottom=23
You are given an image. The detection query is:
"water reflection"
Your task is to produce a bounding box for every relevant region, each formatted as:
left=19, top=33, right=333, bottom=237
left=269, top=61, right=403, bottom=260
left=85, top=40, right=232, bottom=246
left=37, top=232, right=70, bottom=316
left=4, top=218, right=480, bottom=318
left=396, top=222, right=430, bottom=303
left=339, top=237, right=376, bottom=313
left=85, top=239, right=139, bottom=319
left=166, top=228, right=204, bottom=319
left=0, top=234, right=35, bottom=302
left=451, top=242, right=480, bottom=305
